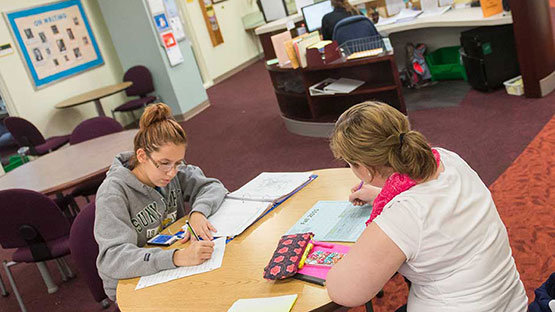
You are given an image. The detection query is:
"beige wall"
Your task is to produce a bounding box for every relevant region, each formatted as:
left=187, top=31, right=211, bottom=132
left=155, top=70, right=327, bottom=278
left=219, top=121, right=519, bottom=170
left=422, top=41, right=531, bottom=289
left=178, top=0, right=261, bottom=83
left=0, top=0, right=125, bottom=137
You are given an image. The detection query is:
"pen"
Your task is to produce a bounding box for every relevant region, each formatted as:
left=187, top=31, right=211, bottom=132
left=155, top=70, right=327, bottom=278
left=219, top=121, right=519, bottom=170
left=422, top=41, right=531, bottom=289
left=185, top=220, right=200, bottom=241
left=356, top=181, right=363, bottom=191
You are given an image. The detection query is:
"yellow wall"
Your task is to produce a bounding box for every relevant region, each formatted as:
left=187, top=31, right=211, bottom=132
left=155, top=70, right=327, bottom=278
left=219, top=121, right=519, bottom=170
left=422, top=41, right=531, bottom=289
left=0, top=0, right=125, bottom=137
left=178, top=0, right=261, bottom=83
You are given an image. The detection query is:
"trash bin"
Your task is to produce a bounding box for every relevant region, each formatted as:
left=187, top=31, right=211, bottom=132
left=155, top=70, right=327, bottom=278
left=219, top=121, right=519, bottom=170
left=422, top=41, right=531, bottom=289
left=425, top=46, right=468, bottom=81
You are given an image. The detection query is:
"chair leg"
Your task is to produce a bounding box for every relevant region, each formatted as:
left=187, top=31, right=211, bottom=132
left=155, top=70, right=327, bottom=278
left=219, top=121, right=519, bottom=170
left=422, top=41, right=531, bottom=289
left=364, top=300, right=374, bottom=312
left=3, top=261, right=27, bottom=312
left=59, top=257, right=75, bottom=279
left=35, top=261, right=58, bottom=294
left=100, top=298, right=111, bottom=309
left=0, top=269, right=8, bottom=296
left=54, top=259, right=68, bottom=282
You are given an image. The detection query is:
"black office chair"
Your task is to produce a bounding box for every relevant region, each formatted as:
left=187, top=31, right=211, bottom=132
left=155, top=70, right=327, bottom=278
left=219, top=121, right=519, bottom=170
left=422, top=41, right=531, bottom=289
left=332, top=15, right=380, bottom=46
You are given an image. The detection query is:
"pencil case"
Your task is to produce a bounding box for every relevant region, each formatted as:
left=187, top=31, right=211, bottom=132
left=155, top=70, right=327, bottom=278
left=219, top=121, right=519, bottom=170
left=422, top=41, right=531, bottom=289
left=263, top=232, right=313, bottom=280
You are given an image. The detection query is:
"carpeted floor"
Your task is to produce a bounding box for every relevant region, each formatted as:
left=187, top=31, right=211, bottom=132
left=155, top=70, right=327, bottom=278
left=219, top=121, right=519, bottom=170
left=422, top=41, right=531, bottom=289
left=1, top=15, right=555, bottom=311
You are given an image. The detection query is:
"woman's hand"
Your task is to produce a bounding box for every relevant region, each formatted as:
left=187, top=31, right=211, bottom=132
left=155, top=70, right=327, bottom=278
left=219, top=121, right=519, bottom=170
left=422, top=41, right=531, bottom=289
left=173, top=240, right=215, bottom=266
left=349, top=183, right=382, bottom=206
left=188, top=211, right=217, bottom=240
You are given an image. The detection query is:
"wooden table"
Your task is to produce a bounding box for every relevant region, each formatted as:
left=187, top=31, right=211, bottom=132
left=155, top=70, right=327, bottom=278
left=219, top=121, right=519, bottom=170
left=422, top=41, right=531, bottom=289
left=0, top=129, right=137, bottom=196
left=117, top=168, right=359, bottom=312
left=55, top=81, right=133, bottom=117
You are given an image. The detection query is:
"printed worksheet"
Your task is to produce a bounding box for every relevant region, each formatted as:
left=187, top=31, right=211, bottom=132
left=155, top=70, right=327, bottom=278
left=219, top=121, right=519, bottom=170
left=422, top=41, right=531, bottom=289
left=285, top=201, right=372, bottom=242
left=227, top=172, right=313, bottom=202
left=136, top=237, right=226, bottom=290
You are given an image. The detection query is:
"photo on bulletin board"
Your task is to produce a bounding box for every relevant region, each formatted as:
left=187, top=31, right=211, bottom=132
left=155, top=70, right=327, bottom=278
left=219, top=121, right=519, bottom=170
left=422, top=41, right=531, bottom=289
left=3, top=0, right=104, bottom=89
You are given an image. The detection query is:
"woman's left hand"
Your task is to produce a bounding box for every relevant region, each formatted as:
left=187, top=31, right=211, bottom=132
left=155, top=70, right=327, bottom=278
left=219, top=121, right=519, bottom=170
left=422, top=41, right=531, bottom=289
left=189, top=211, right=217, bottom=240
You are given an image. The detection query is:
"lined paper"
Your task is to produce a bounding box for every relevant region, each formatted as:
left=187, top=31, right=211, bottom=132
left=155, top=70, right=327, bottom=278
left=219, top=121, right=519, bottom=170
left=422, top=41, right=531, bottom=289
left=136, top=237, right=226, bottom=290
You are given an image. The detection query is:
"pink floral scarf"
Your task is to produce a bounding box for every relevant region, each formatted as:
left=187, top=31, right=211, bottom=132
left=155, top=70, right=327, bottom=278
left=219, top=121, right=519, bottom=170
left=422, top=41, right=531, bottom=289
left=366, top=149, right=441, bottom=226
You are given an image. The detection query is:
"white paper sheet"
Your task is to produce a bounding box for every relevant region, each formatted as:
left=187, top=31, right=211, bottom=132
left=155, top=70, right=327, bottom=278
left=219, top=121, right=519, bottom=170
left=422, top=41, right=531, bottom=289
left=228, top=294, right=298, bottom=312
left=286, top=201, right=372, bottom=242
left=419, top=6, right=451, bottom=18
left=207, top=199, right=271, bottom=237
left=136, top=238, right=226, bottom=289
left=228, top=172, right=313, bottom=202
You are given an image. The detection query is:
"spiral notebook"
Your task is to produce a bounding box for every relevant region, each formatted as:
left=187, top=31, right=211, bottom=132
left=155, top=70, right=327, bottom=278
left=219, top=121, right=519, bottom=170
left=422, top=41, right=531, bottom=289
left=208, top=172, right=316, bottom=238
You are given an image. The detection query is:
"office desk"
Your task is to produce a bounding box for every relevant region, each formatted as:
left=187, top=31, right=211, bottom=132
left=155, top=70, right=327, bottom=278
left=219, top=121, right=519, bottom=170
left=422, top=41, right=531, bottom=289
left=55, top=81, right=132, bottom=117
left=255, top=7, right=512, bottom=61
left=116, top=168, right=359, bottom=312
left=0, top=129, right=137, bottom=196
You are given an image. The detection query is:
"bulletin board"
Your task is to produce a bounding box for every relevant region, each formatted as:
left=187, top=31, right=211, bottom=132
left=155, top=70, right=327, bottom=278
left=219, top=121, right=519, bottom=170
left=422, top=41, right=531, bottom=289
left=4, top=0, right=104, bottom=89
left=199, top=0, right=224, bottom=47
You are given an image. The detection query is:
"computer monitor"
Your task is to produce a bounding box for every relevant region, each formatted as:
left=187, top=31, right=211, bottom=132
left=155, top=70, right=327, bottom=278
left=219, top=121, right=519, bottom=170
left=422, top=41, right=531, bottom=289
left=301, top=0, right=333, bottom=33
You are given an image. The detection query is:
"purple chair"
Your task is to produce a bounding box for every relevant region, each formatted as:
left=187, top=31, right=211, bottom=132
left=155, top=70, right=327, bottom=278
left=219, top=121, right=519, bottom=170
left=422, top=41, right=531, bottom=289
left=69, top=201, right=111, bottom=309
left=69, top=117, right=123, bottom=202
left=4, top=117, right=70, bottom=156
left=111, top=66, right=158, bottom=123
left=0, top=189, right=75, bottom=312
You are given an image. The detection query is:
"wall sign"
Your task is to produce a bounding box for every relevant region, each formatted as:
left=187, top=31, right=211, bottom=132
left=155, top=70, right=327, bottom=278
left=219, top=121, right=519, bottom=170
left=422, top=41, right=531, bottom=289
left=4, top=0, right=104, bottom=89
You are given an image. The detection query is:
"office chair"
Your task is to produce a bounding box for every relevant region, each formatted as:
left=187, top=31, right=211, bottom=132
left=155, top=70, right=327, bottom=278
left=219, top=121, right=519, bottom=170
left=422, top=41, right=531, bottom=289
left=332, top=15, right=380, bottom=46
left=4, top=117, right=70, bottom=156
left=112, top=66, right=158, bottom=124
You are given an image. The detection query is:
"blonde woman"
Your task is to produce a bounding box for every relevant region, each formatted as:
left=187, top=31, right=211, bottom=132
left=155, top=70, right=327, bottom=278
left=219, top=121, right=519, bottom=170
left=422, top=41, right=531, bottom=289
left=326, top=102, right=527, bottom=312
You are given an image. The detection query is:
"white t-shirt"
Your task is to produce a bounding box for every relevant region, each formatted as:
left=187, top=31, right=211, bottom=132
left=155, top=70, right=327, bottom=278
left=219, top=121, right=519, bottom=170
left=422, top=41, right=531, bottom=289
left=374, top=148, right=528, bottom=312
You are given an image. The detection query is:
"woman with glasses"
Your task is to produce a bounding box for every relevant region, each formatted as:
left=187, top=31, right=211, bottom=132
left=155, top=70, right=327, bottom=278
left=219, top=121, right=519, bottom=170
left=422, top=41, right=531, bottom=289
left=94, top=103, right=227, bottom=302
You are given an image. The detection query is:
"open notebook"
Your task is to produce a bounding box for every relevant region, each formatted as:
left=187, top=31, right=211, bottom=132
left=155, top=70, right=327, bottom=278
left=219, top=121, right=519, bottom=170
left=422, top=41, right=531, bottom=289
left=208, top=172, right=315, bottom=238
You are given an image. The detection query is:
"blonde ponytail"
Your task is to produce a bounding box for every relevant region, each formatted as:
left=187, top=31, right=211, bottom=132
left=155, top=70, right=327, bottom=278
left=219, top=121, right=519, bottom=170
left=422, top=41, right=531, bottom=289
left=330, top=101, right=437, bottom=181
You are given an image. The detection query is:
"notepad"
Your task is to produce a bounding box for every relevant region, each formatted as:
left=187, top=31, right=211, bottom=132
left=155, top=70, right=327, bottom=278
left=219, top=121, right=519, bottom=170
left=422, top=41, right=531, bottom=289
left=135, top=237, right=226, bottom=289
left=208, top=172, right=315, bottom=237
left=227, top=294, right=298, bottom=312
left=286, top=201, right=372, bottom=242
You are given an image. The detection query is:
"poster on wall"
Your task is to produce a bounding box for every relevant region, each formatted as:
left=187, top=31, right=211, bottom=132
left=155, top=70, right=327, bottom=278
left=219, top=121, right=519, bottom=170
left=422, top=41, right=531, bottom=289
left=161, top=30, right=184, bottom=66
left=148, top=0, right=188, bottom=42
left=4, top=0, right=104, bottom=89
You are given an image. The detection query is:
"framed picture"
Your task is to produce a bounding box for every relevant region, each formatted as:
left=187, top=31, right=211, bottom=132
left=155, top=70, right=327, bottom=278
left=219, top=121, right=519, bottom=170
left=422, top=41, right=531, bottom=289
left=4, top=0, right=104, bottom=89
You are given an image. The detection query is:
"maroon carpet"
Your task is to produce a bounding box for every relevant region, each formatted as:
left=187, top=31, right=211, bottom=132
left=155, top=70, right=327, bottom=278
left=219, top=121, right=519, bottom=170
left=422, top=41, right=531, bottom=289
left=2, top=33, right=555, bottom=312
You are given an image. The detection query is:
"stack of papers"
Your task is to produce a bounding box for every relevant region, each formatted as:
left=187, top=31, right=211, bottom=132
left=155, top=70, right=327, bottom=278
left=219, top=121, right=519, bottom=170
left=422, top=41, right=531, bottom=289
left=395, top=8, right=423, bottom=23
left=228, top=294, right=298, bottom=312
left=136, top=237, right=226, bottom=289
left=309, top=78, right=364, bottom=96
left=208, top=172, right=315, bottom=237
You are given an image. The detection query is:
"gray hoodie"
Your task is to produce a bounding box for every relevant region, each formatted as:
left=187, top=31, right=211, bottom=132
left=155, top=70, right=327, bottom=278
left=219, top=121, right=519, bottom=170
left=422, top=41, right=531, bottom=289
left=94, top=152, right=227, bottom=301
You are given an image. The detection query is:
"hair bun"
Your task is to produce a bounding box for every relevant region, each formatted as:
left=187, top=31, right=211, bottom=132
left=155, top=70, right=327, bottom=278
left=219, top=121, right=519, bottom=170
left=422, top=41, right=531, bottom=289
left=139, top=103, right=173, bottom=129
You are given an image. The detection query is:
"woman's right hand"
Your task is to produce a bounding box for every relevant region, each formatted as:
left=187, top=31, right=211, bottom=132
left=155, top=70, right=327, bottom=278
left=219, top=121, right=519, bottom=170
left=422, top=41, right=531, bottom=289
left=173, top=240, right=215, bottom=266
left=349, top=183, right=381, bottom=206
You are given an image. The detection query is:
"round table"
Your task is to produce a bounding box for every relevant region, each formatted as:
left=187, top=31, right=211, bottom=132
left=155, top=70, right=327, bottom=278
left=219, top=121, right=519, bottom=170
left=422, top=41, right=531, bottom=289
left=0, top=129, right=137, bottom=196
left=116, top=168, right=359, bottom=312
left=55, top=81, right=133, bottom=117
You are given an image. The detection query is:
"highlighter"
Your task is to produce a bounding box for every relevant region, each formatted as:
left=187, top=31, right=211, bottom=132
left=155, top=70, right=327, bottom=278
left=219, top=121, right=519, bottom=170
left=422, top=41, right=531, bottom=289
left=298, top=242, right=314, bottom=269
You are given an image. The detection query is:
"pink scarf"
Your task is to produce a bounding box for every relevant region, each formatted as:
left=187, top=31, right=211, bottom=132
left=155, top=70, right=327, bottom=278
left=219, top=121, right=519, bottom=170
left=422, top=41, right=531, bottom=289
left=366, top=149, right=441, bottom=226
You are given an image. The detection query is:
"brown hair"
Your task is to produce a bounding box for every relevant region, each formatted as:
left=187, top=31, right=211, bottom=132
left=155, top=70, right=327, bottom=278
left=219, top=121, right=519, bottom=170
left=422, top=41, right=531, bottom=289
left=330, top=101, right=437, bottom=181
left=131, top=103, right=187, bottom=166
left=331, top=0, right=360, bottom=15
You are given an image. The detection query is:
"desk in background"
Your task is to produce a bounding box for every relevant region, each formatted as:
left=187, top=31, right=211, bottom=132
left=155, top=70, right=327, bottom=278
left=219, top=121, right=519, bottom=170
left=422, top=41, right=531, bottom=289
left=117, top=168, right=360, bottom=312
left=0, top=129, right=137, bottom=196
left=55, top=82, right=132, bottom=117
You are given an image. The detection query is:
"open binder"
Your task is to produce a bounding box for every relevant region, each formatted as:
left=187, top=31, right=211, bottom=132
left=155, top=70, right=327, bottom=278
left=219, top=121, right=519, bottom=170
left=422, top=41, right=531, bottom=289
left=207, top=172, right=317, bottom=239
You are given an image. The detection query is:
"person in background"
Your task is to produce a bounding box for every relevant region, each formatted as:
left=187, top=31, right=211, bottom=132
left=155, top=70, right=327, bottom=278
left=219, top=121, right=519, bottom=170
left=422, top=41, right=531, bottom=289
left=321, top=0, right=360, bottom=40
left=326, top=101, right=527, bottom=312
left=94, top=103, right=227, bottom=302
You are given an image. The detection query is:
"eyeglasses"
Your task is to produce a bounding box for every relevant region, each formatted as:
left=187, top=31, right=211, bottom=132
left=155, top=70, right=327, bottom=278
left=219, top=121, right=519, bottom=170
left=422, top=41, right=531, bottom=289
left=147, top=154, right=187, bottom=173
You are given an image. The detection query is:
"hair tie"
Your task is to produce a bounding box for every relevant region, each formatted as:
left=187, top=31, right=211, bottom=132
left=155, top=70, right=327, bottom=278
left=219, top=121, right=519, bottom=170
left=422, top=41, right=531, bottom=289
left=399, top=133, right=406, bottom=146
